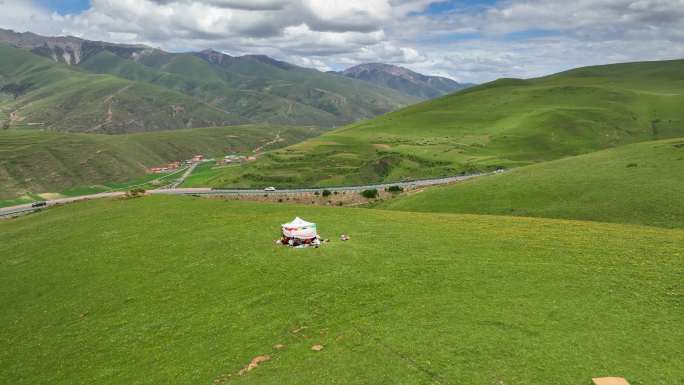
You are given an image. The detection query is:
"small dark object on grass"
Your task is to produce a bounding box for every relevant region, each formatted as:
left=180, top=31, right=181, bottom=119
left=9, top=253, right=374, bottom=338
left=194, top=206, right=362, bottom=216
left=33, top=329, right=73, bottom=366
left=626, top=163, right=638, bottom=168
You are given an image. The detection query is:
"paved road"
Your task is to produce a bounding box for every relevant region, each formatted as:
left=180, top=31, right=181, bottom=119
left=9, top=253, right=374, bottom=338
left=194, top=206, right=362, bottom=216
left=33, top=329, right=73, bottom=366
left=0, top=192, right=126, bottom=218
left=168, top=162, right=198, bottom=189
left=1, top=172, right=501, bottom=218
left=150, top=172, right=493, bottom=197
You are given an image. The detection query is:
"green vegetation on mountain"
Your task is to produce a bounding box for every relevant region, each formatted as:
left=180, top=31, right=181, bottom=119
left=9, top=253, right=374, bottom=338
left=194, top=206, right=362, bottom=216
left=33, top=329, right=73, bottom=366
left=1, top=196, right=682, bottom=385
left=379, top=138, right=684, bottom=228
left=0, top=125, right=322, bottom=199
left=196, top=59, right=684, bottom=188
left=0, top=29, right=417, bottom=128
left=79, top=49, right=416, bottom=127
left=0, top=44, right=239, bottom=133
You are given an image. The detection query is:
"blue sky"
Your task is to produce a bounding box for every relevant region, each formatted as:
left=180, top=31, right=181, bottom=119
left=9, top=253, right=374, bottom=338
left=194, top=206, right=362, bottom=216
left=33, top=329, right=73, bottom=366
left=37, top=0, right=91, bottom=15
left=3, top=0, right=684, bottom=83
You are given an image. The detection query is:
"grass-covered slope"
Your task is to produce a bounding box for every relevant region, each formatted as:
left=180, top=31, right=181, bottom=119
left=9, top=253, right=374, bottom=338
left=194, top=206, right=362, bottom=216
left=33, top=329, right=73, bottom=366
left=77, top=51, right=382, bottom=127
left=1, top=29, right=417, bottom=128
left=79, top=49, right=417, bottom=127
left=0, top=196, right=682, bottom=385
left=199, top=59, right=684, bottom=188
left=0, top=125, right=321, bottom=199
left=380, top=138, right=684, bottom=228
left=0, top=44, right=239, bottom=133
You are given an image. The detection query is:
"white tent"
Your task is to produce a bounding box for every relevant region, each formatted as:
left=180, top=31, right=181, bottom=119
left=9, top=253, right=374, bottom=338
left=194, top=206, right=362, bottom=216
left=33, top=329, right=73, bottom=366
left=281, top=217, right=317, bottom=240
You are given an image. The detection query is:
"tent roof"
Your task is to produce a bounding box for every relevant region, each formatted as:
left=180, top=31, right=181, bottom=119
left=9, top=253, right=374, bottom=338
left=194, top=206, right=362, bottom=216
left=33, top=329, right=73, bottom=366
left=282, top=217, right=315, bottom=228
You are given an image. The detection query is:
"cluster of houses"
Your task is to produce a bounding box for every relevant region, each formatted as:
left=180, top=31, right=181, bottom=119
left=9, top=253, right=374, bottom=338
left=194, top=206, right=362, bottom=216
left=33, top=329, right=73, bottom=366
left=216, top=154, right=257, bottom=166
left=147, top=153, right=257, bottom=174
left=147, top=154, right=205, bottom=174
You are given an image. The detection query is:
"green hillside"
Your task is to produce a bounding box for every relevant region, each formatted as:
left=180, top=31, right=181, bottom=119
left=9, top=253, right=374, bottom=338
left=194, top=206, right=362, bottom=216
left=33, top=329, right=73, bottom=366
left=0, top=125, right=321, bottom=199
left=78, top=49, right=417, bottom=127
left=379, top=138, right=684, bottom=228
left=77, top=50, right=375, bottom=127
left=0, top=29, right=418, bottom=128
left=0, top=44, right=240, bottom=133
left=195, top=59, right=684, bottom=188
left=1, top=196, right=682, bottom=385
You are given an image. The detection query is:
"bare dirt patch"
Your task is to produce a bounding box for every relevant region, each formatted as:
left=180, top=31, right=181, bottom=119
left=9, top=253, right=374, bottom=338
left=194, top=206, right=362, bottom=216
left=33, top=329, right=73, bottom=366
left=238, top=355, right=271, bottom=376
left=310, top=344, right=324, bottom=351
left=593, top=378, right=630, bottom=385
left=38, top=193, right=63, bottom=200
left=373, top=143, right=391, bottom=150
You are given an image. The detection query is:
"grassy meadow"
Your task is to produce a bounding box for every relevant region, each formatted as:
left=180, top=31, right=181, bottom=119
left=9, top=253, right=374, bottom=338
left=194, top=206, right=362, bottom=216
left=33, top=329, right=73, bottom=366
left=378, top=138, right=684, bottom=228
left=0, top=196, right=682, bottom=385
left=192, top=59, right=684, bottom=188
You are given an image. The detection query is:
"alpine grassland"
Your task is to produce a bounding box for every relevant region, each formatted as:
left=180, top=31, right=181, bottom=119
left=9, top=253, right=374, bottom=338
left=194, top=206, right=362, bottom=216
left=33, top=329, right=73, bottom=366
left=0, top=125, right=322, bottom=199
left=0, top=196, right=682, bottom=385
left=194, top=59, right=684, bottom=188
left=378, top=138, right=684, bottom=228
left=0, top=44, right=238, bottom=132
left=0, top=31, right=417, bottom=129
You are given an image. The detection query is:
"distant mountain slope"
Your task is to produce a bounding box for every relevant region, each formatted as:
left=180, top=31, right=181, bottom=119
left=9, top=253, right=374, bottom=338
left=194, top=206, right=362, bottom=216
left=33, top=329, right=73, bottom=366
left=0, top=125, right=322, bottom=199
left=379, top=138, right=684, bottom=228
left=196, top=59, right=684, bottom=188
left=0, top=44, right=238, bottom=133
left=0, top=29, right=417, bottom=128
left=338, top=63, right=473, bottom=99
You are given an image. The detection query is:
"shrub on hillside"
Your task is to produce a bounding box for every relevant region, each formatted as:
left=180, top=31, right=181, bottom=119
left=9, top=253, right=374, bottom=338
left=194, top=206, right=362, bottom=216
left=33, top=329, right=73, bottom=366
left=386, top=185, right=403, bottom=193
left=125, top=188, right=146, bottom=199
left=361, top=189, right=378, bottom=199
left=322, top=189, right=332, bottom=197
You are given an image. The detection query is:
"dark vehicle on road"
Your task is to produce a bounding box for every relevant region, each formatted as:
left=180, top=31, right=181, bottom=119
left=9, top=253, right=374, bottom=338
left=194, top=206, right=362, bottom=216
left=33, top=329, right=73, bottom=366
left=31, top=201, right=47, bottom=208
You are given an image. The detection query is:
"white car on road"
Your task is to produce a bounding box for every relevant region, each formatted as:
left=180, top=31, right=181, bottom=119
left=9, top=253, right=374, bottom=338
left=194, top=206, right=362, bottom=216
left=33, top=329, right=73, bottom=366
left=264, top=187, right=277, bottom=192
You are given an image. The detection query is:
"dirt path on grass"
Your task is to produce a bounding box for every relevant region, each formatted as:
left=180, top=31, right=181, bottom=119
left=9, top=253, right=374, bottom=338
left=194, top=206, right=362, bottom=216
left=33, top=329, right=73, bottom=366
left=253, top=132, right=282, bottom=154
left=88, top=84, right=134, bottom=132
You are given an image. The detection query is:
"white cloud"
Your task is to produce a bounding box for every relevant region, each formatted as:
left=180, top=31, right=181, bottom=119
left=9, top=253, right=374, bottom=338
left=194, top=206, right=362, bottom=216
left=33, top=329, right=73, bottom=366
left=1, top=0, right=684, bottom=83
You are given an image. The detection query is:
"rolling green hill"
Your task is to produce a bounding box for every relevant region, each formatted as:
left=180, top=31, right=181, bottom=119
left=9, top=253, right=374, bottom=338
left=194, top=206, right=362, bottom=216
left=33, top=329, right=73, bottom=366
left=0, top=196, right=682, bottom=385
left=1, top=29, right=417, bottom=128
left=378, top=138, right=684, bottom=228
left=0, top=44, right=241, bottom=133
left=79, top=49, right=416, bottom=127
left=193, top=59, right=684, bottom=188
left=0, top=125, right=322, bottom=199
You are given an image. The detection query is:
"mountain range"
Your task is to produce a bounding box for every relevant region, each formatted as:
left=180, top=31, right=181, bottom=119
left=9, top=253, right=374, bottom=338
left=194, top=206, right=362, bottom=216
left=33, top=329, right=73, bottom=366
left=0, top=29, right=470, bottom=133
left=337, top=63, right=473, bottom=99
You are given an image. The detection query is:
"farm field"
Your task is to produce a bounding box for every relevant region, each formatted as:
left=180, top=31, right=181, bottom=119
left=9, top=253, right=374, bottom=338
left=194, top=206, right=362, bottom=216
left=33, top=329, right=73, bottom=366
left=0, top=125, right=322, bottom=200
left=378, top=138, right=684, bottom=229
left=194, top=59, right=684, bottom=188
left=0, top=196, right=682, bottom=385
